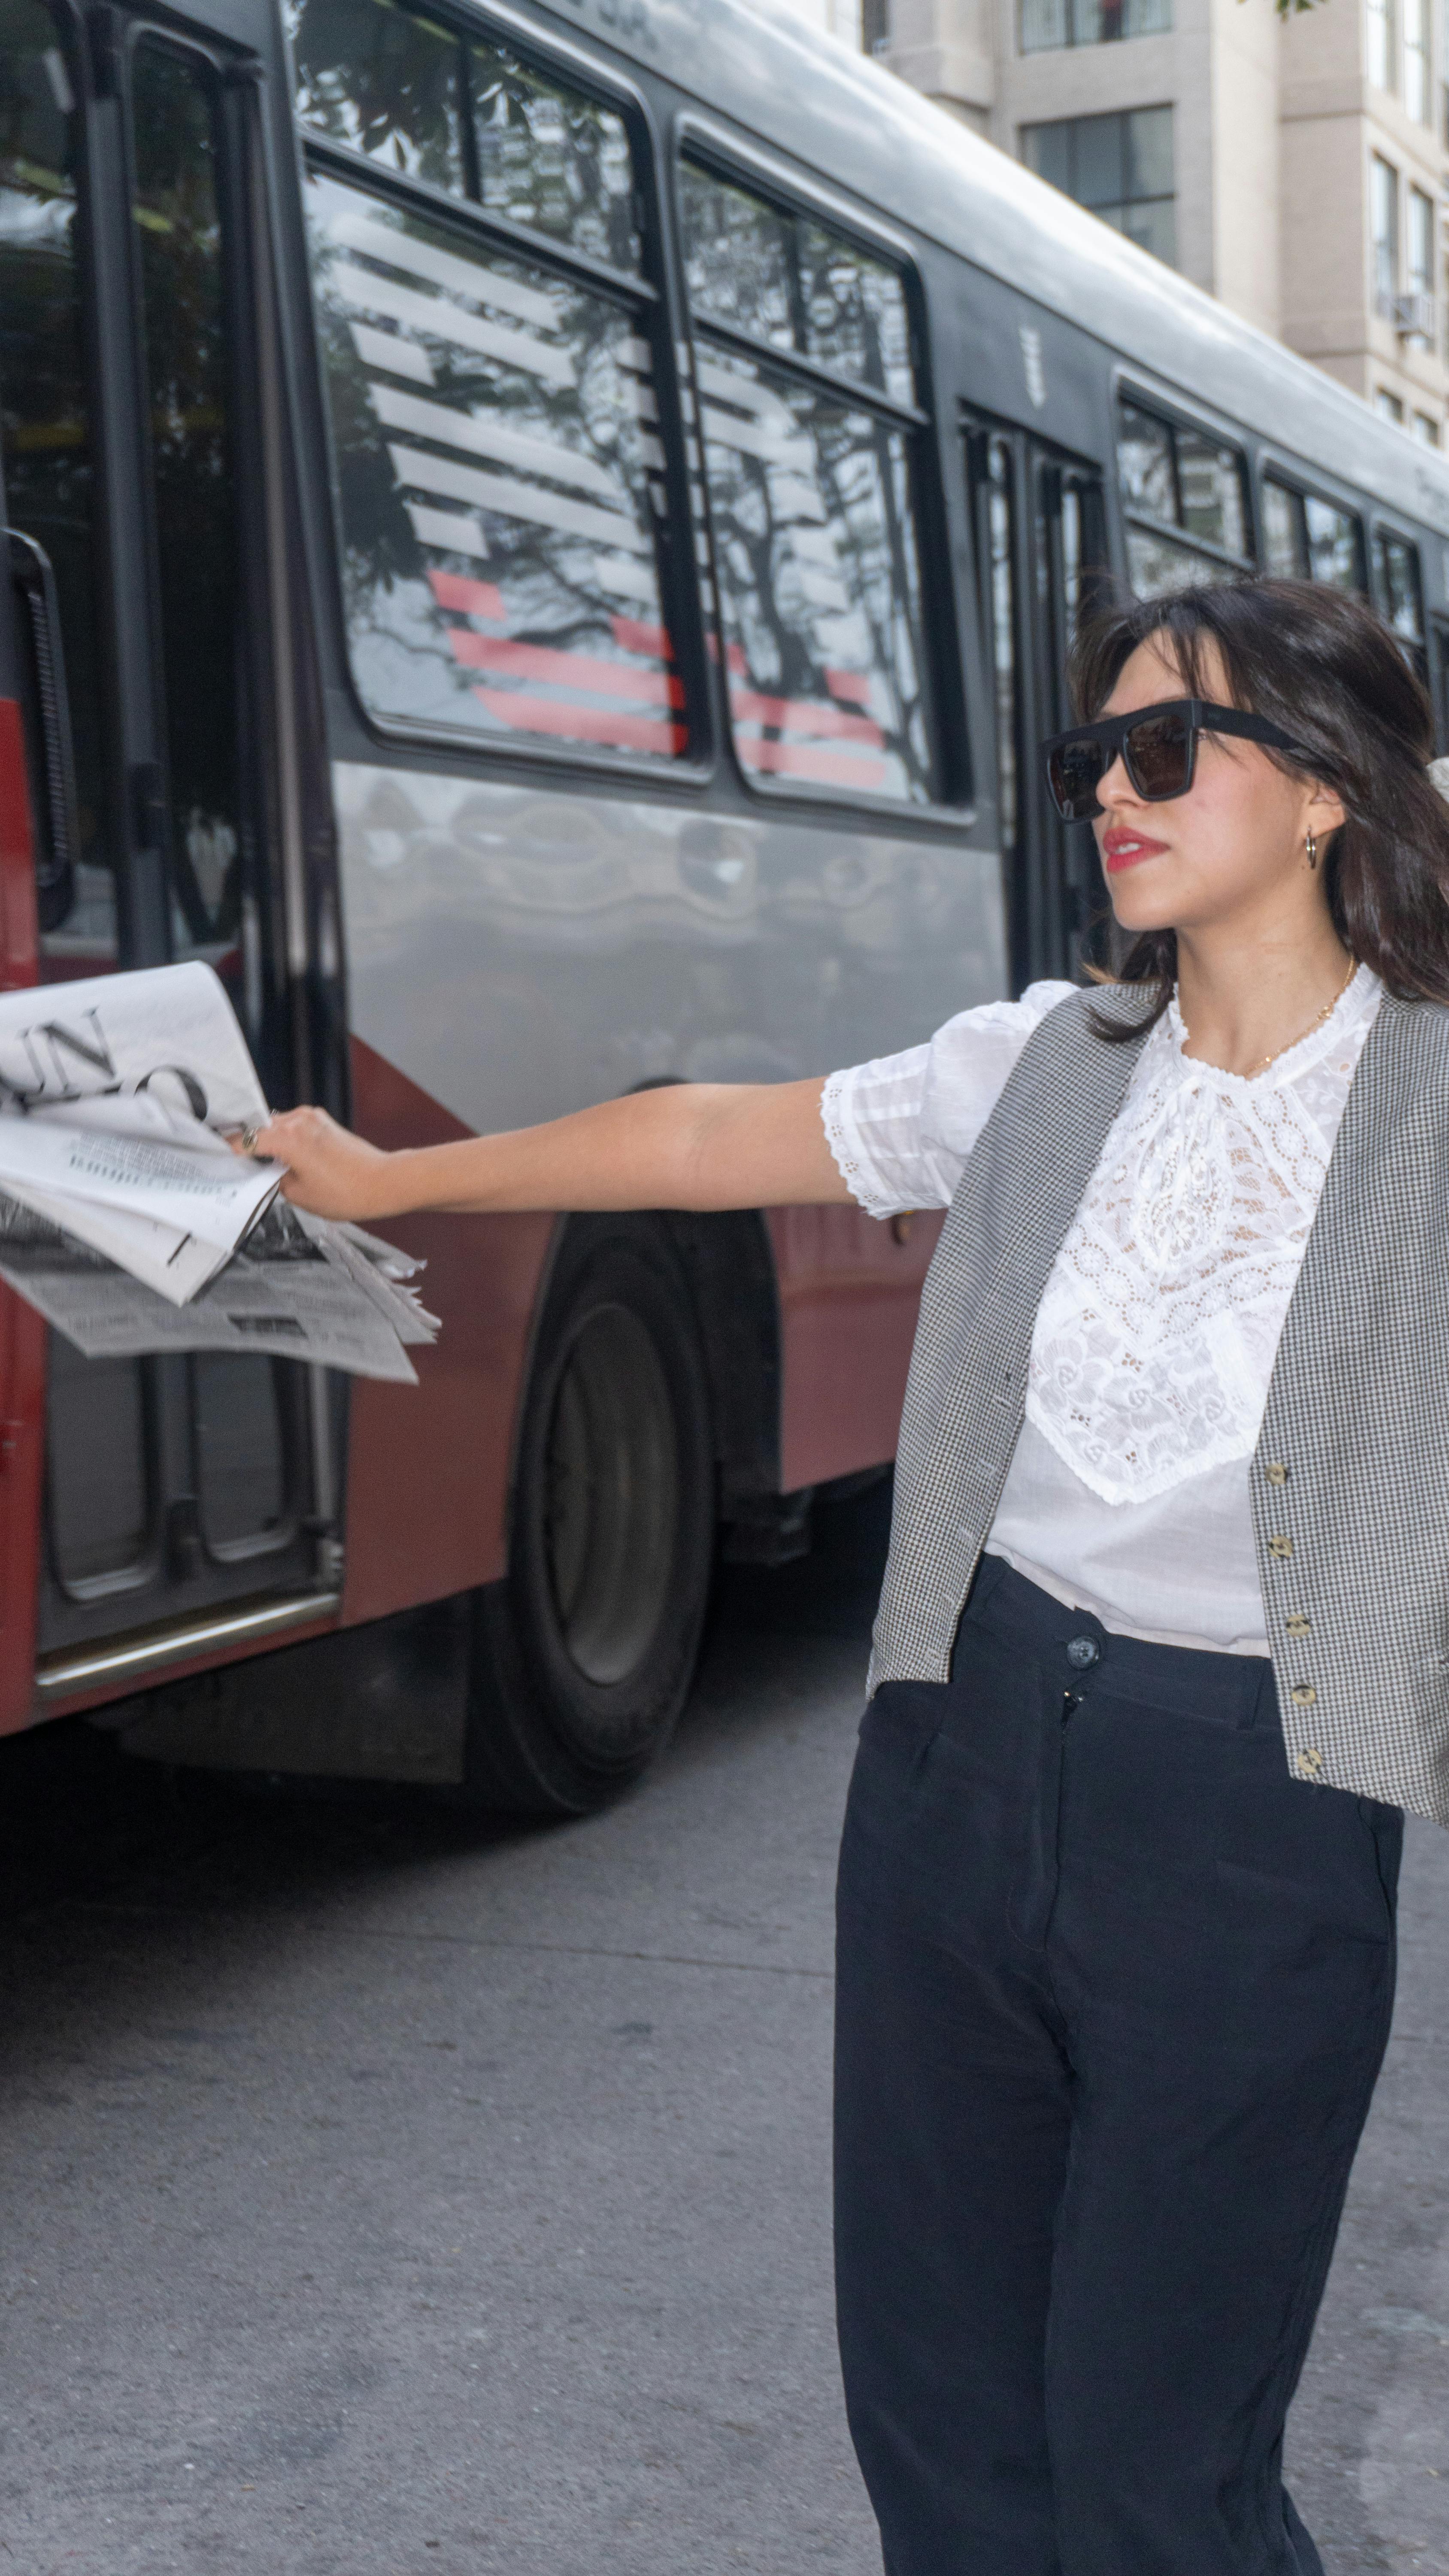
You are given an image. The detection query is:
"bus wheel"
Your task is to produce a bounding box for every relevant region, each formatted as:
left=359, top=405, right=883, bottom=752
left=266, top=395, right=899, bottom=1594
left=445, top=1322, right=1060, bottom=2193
left=467, top=1220, right=715, bottom=1816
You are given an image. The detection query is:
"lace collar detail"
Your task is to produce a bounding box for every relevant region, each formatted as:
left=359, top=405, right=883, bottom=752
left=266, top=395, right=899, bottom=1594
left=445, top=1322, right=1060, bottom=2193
left=1160, top=962, right=1381, bottom=1092
left=1024, top=966, right=1384, bottom=1507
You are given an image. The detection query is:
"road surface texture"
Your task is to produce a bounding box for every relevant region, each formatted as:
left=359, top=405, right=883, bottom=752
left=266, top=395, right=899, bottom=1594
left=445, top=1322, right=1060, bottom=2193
left=0, top=1479, right=1445, bottom=2574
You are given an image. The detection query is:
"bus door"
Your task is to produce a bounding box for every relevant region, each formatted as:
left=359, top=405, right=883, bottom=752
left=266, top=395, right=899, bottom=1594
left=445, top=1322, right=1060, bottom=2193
left=0, top=3, right=337, bottom=1674
left=965, top=416, right=1108, bottom=989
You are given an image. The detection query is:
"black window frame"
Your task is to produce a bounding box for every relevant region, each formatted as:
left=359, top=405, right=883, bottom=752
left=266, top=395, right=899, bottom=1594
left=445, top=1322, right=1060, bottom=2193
left=674, top=118, right=969, bottom=820
left=288, top=0, right=713, bottom=784
left=1113, top=376, right=1257, bottom=586
left=1256, top=462, right=1367, bottom=595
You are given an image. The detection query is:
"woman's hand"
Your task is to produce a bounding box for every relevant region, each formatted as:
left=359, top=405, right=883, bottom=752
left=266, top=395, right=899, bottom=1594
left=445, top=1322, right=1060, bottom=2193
left=240, top=1106, right=397, bottom=1220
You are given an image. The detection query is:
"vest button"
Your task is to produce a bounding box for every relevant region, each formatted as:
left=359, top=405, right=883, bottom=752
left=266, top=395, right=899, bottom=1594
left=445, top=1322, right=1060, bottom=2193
left=1285, top=1612, right=1311, bottom=1639
left=1295, top=1747, right=1325, bottom=1781
left=1066, top=1634, right=1100, bottom=1670
left=1291, top=1683, right=1318, bottom=1707
left=1265, top=1461, right=1288, bottom=1486
left=1268, top=1534, right=1294, bottom=1560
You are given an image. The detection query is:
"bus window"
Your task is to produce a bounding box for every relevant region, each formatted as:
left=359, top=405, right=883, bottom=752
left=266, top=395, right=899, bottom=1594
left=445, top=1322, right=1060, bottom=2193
left=796, top=221, right=913, bottom=406
left=0, top=2, right=116, bottom=972
left=470, top=31, right=640, bottom=271
left=1118, top=398, right=1253, bottom=595
left=1261, top=477, right=1364, bottom=592
left=1374, top=528, right=1426, bottom=678
left=680, top=160, right=937, bottom=805
left=297, top=12, right=684, bottom=764
left=288, top=0, right=466, bottom=191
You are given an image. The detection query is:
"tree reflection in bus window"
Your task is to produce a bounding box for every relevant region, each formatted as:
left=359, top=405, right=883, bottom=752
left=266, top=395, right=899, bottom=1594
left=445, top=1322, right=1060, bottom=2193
left=285, top=0, right=465, bottom=191
left=469, top=36, right=640, bottom=271
left=681, top=168, right=913, bottom=405
left=1262, top=476, right=1363, bottom=592
left=0, top=1, right=116, bottom=974
left=698, top=347, right=934, bottom=802
left=1119, top=399, right=1252, bottom=595
left=131, top=39, right=248, bottom=981
left=1175, top=429, right=1246, bottom=557
left=681, top=162, right=933, bottom=804
left=1375, top=529, right=1426, bottom=677
left=308, top=172, right=682, bottom=758
left=1117, top=404, right=1176, bottom=522
left=797, top=223, right=912, bottom=403
left=1306, top=495, right=1362, bottom=590
left=288, top=0, right=642, bottom=273
left=679, top=165, right=795, bottom=353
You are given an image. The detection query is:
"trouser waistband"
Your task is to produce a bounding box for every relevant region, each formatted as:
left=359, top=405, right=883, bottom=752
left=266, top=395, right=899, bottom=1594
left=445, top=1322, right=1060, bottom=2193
left=960, top=1552, right=1279, bottom=1730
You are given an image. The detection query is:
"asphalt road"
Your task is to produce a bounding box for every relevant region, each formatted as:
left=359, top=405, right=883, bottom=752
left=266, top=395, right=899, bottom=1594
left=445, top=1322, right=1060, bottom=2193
left=0, top=1480, right=1445, bottom=2576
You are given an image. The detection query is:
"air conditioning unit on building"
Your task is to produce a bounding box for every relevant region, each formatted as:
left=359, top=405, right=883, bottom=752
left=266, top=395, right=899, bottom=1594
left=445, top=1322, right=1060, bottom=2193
left=1389, top=291, right=1437, bottom=342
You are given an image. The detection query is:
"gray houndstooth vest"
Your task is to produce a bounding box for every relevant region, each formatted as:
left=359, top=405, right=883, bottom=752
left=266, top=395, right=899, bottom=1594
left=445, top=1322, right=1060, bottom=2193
left=870, top=981, right=1449, bottom=1827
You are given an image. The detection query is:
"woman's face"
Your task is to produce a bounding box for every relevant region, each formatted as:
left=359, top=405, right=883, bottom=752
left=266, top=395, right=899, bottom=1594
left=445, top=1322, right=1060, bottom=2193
left=1091, top=632, right=1345, bottom=939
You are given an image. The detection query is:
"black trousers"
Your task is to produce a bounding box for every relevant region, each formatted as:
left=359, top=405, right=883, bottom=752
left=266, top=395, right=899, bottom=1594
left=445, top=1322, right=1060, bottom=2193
left=834, top=1556, right=1403, bottom=2576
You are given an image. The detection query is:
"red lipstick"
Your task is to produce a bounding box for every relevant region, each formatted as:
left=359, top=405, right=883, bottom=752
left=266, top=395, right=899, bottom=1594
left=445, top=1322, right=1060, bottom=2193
left=1101, top=826, right=1170, bottom=875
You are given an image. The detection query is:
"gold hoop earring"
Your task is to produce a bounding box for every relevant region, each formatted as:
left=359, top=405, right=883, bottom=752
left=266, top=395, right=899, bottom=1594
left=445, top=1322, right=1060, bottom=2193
left=1305, top=829, right=1318, bottom=871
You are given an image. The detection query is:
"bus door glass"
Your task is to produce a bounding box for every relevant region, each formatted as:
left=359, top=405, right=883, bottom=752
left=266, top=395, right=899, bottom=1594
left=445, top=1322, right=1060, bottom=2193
left=966, top=416, right=1106, bottom=987
left=0, top=3, right=320, bottom=1659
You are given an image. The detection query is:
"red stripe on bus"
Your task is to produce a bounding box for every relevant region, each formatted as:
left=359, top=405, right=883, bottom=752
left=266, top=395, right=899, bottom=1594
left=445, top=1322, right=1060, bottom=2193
left=472, top=689, right=686, bottom=754
left=427, top=566, right=507, bottom=621
left=610, top=613, right=673, bottom=661
left=449, top=632, right=684, bottom=707
left=729, top=687, right=885, bottom=746
left=740, top=738, right=889, bottom=788
left=825, top=667, right=873, bottom=706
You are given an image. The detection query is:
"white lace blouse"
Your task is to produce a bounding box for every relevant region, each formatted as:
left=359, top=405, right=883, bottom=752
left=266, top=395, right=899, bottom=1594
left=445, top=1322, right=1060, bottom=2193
left=821, top=965, right=1383, bottom=1655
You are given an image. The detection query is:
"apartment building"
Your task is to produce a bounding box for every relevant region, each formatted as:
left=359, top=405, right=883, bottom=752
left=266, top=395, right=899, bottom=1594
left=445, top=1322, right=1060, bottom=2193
left=823, top=0, right=1449, bottom=444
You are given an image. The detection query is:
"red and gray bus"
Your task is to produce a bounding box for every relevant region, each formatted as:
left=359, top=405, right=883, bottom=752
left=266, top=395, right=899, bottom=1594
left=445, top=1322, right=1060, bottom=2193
left=1, top=0, right=1446, bottom=1808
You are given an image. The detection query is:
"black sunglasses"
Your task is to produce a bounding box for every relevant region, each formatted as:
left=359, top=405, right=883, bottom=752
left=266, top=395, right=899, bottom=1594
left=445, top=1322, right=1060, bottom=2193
left=1042, top=698, right=1308, bottom=823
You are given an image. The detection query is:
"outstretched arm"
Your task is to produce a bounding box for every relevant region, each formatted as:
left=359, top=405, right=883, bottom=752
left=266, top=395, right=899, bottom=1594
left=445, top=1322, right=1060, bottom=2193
left=249, top=1077, right=850, bottom=1224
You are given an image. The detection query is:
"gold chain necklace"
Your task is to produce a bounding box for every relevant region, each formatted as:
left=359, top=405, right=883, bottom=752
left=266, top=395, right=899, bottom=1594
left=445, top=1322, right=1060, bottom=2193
left=1182, top=957, right=1357, bottom=1078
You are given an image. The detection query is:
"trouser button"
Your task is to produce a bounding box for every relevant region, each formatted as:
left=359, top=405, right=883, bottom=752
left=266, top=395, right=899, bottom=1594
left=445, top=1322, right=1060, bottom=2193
left=1066, top=1634, right=1100, bottom=1670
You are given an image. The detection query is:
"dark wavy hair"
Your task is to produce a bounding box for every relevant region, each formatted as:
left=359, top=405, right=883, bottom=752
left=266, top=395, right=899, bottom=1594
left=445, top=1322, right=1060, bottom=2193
left=1069, top=576, right=1449, bottom=1034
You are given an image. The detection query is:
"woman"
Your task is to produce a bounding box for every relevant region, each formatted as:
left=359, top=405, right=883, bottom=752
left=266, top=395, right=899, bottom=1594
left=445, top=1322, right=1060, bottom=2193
left=254, top=577, right=1449, bottom=2573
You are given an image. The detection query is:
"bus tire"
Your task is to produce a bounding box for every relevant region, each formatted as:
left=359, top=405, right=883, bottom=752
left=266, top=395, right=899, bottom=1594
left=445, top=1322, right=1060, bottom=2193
left=465, top=1218, right=715, bottom=1816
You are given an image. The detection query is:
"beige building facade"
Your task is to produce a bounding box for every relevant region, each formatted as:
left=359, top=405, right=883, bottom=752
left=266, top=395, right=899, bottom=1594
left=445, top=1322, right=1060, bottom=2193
left=853, top=0, right=1449, bottom=443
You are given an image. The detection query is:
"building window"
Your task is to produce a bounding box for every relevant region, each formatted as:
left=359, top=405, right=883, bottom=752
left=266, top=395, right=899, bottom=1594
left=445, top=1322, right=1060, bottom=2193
left=1413, top=410, right=1441, bottom=442
left=861, top=0, right=890, bottom=52
left=1405, top=184, right=1436, bottom=336
left=1367, top=0, right=1394, bottom=89
left=1019, top=0, right=1170, bottom=52
left=1404, top=0, right=1429, bottom=116
left=1371, top=155, right=1399, bottom=314
left=1117, top=398, right=1253, bottom=595
left=1022, top=108, right=1175, bottom=265
left=1376, top=387, right=1405, bottom=420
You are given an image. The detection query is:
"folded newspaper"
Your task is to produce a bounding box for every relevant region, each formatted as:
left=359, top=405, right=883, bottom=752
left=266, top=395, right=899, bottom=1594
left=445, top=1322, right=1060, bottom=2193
left=0, top=963, right=438, bottom=1382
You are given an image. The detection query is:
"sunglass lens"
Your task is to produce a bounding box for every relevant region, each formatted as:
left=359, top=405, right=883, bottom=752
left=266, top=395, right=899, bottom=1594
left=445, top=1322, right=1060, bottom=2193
left=1049, top=741, right=1106, bottom=821
left=1124, top=711, right=1192, bottom=801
